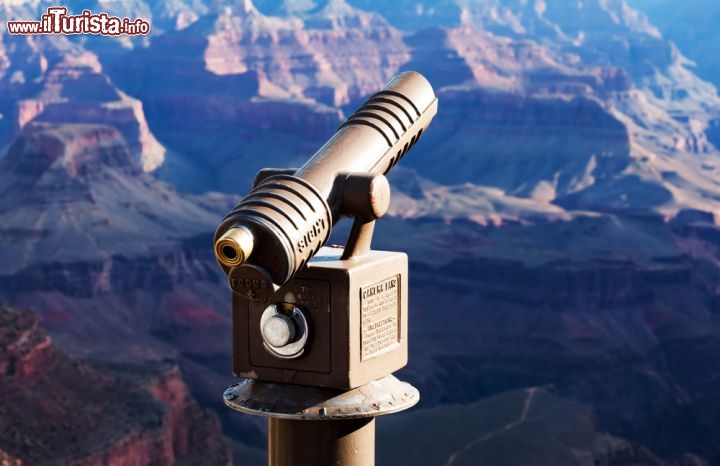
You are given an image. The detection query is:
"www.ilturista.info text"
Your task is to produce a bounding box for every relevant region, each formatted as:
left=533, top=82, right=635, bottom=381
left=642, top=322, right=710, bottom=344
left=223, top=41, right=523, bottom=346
left=7, top=7, right=150, bottom=35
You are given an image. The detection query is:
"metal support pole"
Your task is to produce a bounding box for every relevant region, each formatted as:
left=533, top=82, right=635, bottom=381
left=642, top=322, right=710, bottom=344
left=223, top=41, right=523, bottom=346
left=224, top=374, right=419, bottom=466
left=268, top=418, right=375, bottom=466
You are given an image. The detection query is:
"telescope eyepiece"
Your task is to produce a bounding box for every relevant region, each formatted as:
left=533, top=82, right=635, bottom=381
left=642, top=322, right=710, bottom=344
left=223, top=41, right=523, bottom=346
left=215, top=225, right=254, bottom=267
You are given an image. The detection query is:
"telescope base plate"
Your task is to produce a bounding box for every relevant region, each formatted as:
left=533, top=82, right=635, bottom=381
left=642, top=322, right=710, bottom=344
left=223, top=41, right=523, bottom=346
left=223, top=374, right=419, bottom=420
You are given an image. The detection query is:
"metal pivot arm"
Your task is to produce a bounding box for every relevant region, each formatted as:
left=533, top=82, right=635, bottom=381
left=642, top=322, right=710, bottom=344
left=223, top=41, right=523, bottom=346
left=335, top=172, right=391, bottom=260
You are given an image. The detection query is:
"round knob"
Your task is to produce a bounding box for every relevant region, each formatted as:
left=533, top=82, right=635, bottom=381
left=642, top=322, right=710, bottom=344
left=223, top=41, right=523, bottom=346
left=261, top=315, right=296, bottom=348
left=259, top=304, right=309, bottom=359
left=341, top=173, right=391, bottom=220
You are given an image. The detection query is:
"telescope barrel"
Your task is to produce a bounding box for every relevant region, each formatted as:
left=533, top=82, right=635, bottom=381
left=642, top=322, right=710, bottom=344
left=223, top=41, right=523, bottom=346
left=215, top=71, right=438, bottom=299
left=294, top=71, right=438, bottom=195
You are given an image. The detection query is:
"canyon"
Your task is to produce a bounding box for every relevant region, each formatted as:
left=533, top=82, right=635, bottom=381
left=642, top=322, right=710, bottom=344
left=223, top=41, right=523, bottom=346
left=2, top=1, right=720, bottom=465
left=0, top=304, right=230, bottom=465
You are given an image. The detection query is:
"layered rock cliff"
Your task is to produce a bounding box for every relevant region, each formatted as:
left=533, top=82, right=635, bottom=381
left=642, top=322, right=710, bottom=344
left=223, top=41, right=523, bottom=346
left=198, top=0, right=409, bottom=106
left=0, top=34, right=165, bottom=171
left=0, top=122, right=220, bottom=273
left=0, top=304, right=230, bottom=465
left=81, top=0, right=720, bottom=216
left=103, top=0, right=407, bottom=192
left=628, top=0, right=720, bottom=92
left=0, top=118, right=261, bottom=457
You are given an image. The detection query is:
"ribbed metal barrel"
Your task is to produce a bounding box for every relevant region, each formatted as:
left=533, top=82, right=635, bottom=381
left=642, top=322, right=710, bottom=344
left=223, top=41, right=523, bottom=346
left=295, top=71, right=437, bottom=195
left=218, top=175, right=331, bottom=296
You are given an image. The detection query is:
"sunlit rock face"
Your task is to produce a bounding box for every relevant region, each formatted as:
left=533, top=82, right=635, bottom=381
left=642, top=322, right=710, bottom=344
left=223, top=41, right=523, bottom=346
left=0, top=33, right=166, bottom=171
left=123, top=0, right=410, bottom=107
left=627, top=0, right=720, bottom=86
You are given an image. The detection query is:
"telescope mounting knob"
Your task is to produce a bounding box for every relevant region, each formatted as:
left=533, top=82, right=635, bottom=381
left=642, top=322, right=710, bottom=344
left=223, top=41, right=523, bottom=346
left=338, top=172, right=391, bottom=260
left=260, top=304, right=309, bottom=359
left=262, top=315, right=295, bottom=347
left=339, top=172, right=391, bottom=221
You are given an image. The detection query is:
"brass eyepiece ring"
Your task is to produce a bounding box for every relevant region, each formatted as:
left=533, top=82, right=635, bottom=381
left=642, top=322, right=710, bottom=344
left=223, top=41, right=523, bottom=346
left=215, top=225, right=254, bottom=267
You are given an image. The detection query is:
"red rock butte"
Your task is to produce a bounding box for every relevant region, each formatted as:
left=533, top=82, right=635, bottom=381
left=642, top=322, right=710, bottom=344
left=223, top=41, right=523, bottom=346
left=0, top=304, right=231, bottom=465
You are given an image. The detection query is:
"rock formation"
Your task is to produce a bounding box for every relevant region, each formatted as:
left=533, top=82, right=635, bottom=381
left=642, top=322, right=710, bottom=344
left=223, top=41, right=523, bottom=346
left=0, top=34, right=165, bottom=171
left=0, top=304, right=231, bottom=465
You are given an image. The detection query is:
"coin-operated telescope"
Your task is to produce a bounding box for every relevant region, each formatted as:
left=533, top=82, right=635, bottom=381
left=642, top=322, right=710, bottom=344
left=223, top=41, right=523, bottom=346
left=217, top=71, right=437, bottom=466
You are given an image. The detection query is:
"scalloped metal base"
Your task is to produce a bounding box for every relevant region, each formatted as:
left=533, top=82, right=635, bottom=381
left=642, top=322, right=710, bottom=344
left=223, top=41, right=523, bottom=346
left=223, top=374, right=419, bottom=420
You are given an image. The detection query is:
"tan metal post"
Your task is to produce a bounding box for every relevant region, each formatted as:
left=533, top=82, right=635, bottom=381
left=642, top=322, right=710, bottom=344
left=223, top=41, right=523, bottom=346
left=268, top=418, right=375, bottom=466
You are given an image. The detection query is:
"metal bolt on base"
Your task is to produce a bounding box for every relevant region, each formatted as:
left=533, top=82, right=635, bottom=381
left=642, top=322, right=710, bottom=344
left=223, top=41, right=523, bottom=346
left=224, top=375, right=419, bottom=466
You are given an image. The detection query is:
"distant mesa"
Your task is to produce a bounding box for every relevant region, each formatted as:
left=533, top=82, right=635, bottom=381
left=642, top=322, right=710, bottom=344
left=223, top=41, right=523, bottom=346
left=150, top=0, right=410, bottom=106
left=0, top=119, right=223, bottom=275
left=0, top=35, right=165, bottom=172
left=4, top=122, right=140, bottom=180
